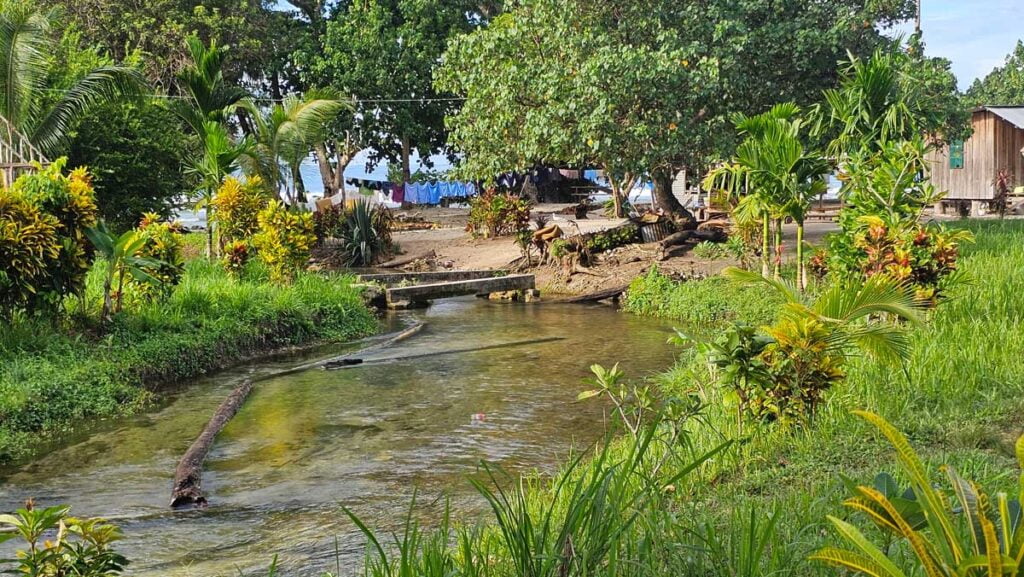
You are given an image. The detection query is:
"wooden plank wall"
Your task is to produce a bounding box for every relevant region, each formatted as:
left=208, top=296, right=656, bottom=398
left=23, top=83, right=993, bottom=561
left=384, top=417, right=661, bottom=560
left=928, top=111, right=997, bottom=200
left=994, top=115, right=1024, bottom=189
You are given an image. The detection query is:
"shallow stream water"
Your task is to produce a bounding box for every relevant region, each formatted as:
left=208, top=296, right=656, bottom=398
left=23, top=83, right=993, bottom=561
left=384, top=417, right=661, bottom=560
left=0, top=298, right=679, bottom=576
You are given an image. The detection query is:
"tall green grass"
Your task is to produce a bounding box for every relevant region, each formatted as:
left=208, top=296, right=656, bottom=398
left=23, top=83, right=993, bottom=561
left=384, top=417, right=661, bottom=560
left=0, top=257, right=377, bottom=463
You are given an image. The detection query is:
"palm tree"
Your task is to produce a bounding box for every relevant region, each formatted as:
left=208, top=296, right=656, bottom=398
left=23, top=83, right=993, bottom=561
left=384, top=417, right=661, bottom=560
left=0, top=1, right=147, bottom=155
left=169, top=36, right=250, bottom=139
left=706, top=104, right=828, bottom=288
left=187, top=122, right=253, bottom=257
left=241, top=90, right=350, bottom=204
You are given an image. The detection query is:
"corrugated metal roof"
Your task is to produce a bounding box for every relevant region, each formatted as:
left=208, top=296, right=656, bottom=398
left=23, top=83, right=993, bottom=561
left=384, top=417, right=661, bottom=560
left=984, top=106, right=1024, bottom=130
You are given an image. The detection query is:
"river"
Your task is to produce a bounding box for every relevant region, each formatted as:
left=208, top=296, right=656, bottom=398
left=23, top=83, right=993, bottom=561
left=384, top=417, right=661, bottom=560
left=0, top=298, right=679, bottom=576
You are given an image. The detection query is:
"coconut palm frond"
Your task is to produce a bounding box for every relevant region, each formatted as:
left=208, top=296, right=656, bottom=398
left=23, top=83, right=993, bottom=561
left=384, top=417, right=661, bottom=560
left=722, top=266, right=802, bottom=304
left=814, top=275, right=924, bottom=327
left=31, top=66, right=148, bottom=155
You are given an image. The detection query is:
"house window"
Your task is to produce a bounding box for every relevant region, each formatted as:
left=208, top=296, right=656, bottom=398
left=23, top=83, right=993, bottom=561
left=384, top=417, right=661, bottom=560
left=949, top=140, right=964, bottom=169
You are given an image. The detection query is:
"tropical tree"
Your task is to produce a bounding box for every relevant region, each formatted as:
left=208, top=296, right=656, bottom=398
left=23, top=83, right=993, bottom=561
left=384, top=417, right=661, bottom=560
left=705, top=104, right=829, bottom=288
left=187, top=122, right=254, bottom=257
left=241, top=90, right=349, bottom=204
left=812, top=39, right=968, bottom=160
left=169, top=36, right=250, bottom=138
left=0, top=1, right=146, bottom=156
left=84, top=221, right=161, bottom=322
left=968, top=40, right=1024, bottom=106
left=302, top=0, right=482, bottom=186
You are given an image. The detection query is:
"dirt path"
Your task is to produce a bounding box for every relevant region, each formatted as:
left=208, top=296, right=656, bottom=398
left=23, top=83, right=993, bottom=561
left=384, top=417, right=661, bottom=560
left=386, top=206, right=839, bottom=296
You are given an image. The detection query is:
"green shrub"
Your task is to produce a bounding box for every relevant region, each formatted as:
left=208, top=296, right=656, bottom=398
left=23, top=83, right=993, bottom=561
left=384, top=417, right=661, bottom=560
left=0, top=503, right=128, bottom=576
left=586, top=224, right=638, bottom=253
left=129, top=213, right=185, bottom=298
left=693, top=240, right=728, bottom=260
left=341, top=200, right=394, bottom=266
left=467, top=188, right=531, bottom=238
left=813, top=410, right=1024, bottom=577
left=252, top=201, right=316, bottom=282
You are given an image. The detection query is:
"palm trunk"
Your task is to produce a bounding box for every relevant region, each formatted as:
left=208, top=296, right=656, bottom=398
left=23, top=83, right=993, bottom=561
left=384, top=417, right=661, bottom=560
left=796, top=221, right=805, bottom=291
left=773, top=218, right=782, bottom=279
left=292, top=162, right=306, bottom=204
left=206, top=210, right=214, bottom=259
left=761, top=213, right=770, bottom=277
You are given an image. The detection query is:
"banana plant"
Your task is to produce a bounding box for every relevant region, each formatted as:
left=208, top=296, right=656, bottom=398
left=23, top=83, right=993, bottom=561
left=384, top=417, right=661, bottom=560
left=812, top=410, right=1024, bottom=577
left=85, top=221, right=162, bottom=322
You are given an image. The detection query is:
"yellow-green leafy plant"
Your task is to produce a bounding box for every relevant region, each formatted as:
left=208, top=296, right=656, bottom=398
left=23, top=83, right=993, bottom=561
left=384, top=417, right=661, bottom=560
left=6, top=159, right=99, bottom=313
left=129, top=213, right=185, bottom=298
left=678, top=268, right=922, bottom=425
left=0, top=191, right=61, bottom=317
left=252, top=201, right=315, bottom=282
left=0, top=501, right=128, bottom=576
left=210, top=175, right=270, bottom=246
left=812, top=410, right=1024, bottom=577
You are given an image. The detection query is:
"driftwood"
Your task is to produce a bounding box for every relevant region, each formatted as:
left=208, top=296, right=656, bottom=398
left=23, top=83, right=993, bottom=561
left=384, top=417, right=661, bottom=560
left=326, top=336, right=566, bottom=370
left=323, top=322, right=425, bottom=368
left=170, top=379, right=255, bottom=508
left=660, top=228, right=727, bottom=250
left=379, top=250, right=436, bottom=269
left=169, top=322, right=427, bottom=508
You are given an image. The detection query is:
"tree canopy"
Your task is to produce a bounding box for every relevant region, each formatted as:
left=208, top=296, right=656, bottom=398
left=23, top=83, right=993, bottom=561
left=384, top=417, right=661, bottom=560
left=967, top=41, right=1024, bottom=107
left=301, top=0, right=484, bottom=181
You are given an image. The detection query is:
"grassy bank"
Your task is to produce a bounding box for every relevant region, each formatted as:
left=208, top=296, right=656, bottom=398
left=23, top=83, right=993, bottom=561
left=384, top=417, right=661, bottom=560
left=315, top=219, right=1024, bottom=577
left=0, top=257, right=377, bottom=464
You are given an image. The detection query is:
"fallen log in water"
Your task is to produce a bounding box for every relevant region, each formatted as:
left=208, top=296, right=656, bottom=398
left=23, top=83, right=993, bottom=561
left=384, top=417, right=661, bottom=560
left=169, top=322, right=426, bottom=508
left=325, top=336, right=566, bottom=370
left=170, top=379, right=255, bottom=508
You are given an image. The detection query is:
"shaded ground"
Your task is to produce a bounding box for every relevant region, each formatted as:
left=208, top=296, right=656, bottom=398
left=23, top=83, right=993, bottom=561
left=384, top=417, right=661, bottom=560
left=385, top=205, right=840, bottom=296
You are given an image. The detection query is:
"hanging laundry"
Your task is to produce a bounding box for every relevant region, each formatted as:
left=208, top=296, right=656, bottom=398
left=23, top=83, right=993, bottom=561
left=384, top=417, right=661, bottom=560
left=391, top=182, right=405, bottom=204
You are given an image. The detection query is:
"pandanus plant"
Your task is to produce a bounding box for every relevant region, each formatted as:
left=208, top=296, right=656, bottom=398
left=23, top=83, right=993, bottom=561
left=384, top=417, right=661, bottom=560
left=813, top=410, right=1024, bottom=577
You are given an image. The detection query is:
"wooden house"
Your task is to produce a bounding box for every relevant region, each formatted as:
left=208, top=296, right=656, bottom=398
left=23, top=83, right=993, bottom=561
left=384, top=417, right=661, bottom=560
left=928, top=106, right=1024, bottom=214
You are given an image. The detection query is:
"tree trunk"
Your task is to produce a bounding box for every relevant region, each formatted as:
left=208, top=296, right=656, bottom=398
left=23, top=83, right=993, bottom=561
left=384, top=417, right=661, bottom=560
left=101, top=272, right=114, bottom=322
left=652, top=169, right=696, bottom=226
left=292, top=162, right=306, bottom=204
left=314, top=142, right=336, bottom=198
left=171, top=379, right=256, bottom=508
left=611, top=182, right=624, bottom=218
left=796, top=221, right=806, bottom=291
left=761, top=213, right=770, bottom=277
left=401, top=134, right=411, bottom=183
left=335, top=143, right=351, bottom=205
left=206, top=194, right=215, bottom=259
left=773, top=218, right=783, bottom=279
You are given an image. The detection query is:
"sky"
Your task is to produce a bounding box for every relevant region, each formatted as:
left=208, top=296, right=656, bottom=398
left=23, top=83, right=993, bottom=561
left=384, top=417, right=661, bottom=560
left=895, top=0, right=1020, bottom=89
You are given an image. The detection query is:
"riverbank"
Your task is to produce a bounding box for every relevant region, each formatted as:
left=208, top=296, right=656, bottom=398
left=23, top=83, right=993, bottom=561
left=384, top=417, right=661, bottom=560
left=312, top=218, right=1024, bottom=577
left=0, top=257, right=377, bottom=464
